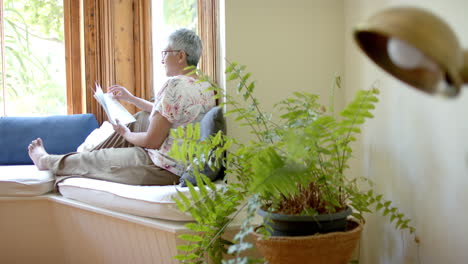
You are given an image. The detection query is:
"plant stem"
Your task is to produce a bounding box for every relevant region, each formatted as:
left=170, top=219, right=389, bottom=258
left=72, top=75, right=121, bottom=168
left=204, top=201, right=249, bottom=251
left=339, top=89, right=373, bottom=173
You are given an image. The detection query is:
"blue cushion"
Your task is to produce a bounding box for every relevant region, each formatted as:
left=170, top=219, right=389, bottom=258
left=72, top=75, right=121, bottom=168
left=0, top=114, right=98, bottom=165
left=180, top=106, right=226, bottom=187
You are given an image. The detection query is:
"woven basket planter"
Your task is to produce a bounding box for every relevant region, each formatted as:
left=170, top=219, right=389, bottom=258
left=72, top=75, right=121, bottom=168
left=253, top=220, right=363, bottom=264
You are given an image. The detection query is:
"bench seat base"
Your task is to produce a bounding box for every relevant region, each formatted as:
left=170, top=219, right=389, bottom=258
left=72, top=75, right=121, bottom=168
left=0, top=195, right=256, bottom=264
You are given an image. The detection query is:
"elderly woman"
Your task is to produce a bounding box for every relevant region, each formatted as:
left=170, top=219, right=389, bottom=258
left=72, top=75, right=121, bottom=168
left=28, top=28, right=215, bottom=186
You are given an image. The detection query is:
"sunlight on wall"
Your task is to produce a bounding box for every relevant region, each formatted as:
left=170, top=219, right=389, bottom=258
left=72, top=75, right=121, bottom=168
left=224, top=0, right=468, bottom=263
left=345, top=0, right=468, bottom=263
left=224, top=0, right=345, bottom=143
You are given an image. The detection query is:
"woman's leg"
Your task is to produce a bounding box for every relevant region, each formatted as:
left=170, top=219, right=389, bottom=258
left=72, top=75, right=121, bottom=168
left=29, top=138, right=179, bottom=185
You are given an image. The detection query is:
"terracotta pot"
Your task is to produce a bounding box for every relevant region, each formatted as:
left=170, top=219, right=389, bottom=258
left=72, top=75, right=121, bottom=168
left=253, top=220, right=363, bottom=264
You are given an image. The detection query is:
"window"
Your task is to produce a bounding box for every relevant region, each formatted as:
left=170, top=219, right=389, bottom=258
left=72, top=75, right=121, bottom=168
left=0, top=0, right=66, bottom=116
left=0, top=0, right=217, bottom=121
left=152, top=0, right=198, bottom=93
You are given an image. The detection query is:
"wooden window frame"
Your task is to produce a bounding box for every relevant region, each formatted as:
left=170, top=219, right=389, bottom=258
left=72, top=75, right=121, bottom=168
left=64, top=0, right=217, bottom=124
left=198, top=0, right=218, bottom=85
left=64, top=0, right=85, bottom=115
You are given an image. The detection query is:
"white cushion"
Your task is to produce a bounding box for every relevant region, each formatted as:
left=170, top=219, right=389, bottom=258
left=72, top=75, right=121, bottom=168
left=58, top=177, right=222, bottom=221
left=77, top=121, right=114, bottom=152
left=0, top=165, right=54, bottom=196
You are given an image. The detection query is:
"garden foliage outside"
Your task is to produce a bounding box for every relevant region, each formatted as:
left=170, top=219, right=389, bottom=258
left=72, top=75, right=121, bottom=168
left=2, top=0, right=65, bottom=116
left=1, top=0, right=197, bottom=116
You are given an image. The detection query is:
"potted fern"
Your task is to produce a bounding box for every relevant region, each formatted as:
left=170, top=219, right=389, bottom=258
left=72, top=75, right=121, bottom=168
left=170, top=62, right=416, bottom=264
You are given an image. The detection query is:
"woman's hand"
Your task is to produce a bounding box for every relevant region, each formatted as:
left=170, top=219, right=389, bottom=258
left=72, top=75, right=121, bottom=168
left=108, top=85, right=134, bottom=102
left=112, top=119, right=130, bottom=137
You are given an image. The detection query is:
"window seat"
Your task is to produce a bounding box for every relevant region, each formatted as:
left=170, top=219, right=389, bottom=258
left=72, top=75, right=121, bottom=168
left=0, top=166, right=258, bottom=264
left=0, top=111, right=258, bottom=263
left=0, top=194, right=193, bottom=263
left=0, top=192, right=252, bottom=264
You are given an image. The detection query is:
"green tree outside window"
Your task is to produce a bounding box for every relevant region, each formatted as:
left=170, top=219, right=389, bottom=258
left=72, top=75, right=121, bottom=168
left=1, top=0, right=65, bottom=116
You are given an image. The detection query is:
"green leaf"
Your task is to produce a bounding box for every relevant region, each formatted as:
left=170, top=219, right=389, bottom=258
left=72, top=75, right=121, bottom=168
left=179, top=252, right=198, bottom=260
left=383, top=208, right=390, bottom=216
left=187, top=181, right=200, bottom=202
left=173, top=255, right=186, bottom=261
left=352, top=212, right=364, bottom=221
left=227, top=72, right=238, bottom=81
left=177, top=191, right=192, bottom=208
left=179, top=234, right=204, bottom=242
left=174, top=198, right=187, bottom=212
left=177, top=244, right=199, bottom=252
left=225, top=62, right=238, bottom=73
left=241, top=72, right=251, bottom=82
left=375, top=203, right=383, bottom=211
left=185, top=223, right=200, bottom=231
left=247, top=82, right=255, bottom=92
left=186, top=123, right=193, bottom=139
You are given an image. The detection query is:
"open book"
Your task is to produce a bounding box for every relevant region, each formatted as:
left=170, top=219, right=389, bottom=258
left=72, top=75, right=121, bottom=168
left=93, top=82, right=136, bottom=125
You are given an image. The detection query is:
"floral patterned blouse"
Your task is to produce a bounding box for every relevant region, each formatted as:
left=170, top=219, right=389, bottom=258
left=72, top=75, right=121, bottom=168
left=147, top=75, right=215, bottom=176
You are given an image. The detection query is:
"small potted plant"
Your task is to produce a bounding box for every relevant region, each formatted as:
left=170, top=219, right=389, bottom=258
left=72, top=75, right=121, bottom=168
left=171, top=62, right=416, bottom=264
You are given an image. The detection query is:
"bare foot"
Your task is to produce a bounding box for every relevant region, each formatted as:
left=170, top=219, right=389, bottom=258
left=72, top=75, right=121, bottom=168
left=28, top=138, right=49, bottom=170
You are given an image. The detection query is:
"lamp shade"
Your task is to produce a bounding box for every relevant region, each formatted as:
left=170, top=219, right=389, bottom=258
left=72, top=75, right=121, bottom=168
left=354, top=6, right=468, bottom=97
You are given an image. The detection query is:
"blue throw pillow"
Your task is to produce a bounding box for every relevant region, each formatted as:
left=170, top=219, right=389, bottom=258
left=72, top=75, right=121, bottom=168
left=179, top=106, right=226, bottom=187
left=0, top=114, right=98, bottom=165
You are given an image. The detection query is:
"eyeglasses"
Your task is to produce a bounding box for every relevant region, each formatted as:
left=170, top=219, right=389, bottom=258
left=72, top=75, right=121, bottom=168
left=161, top=50, right=182, bottom=59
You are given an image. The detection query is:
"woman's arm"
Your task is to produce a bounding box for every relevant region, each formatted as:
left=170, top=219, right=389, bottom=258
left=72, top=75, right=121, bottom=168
left=108, top=85, right=153, bottom=112
left=113, top=112, right=171, bottom=149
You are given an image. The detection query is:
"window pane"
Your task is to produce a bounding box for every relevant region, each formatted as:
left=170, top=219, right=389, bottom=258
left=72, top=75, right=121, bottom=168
left=1, top=0, right=66, bottom=116
left=152, top=0, right=197, bottom=94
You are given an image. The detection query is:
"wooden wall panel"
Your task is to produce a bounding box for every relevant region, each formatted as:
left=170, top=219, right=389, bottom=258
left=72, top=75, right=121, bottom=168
left=66, top=0, right=217, bottom=120
left=0, top=200, right=66, bottom=263
left=83, top=0, right=106, bottom=122
left=79, top=0, right=152, bottom=123
left=198, top=0, right=218, bottom=85
left=114, top=0, right=137, bottom=113
left=53, top=202, right=180, bottom=264
left=64, top=0, right=85, bottom=114
left=134, top=0, right=154, bottom=102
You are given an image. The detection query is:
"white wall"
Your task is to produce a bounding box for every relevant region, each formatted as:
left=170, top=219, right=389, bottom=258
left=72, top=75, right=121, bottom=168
left=224, top=0, right=345, bottom=142
left=224, top=0, right=468, bottom=263
left=344, top=0, right=468, bottom=263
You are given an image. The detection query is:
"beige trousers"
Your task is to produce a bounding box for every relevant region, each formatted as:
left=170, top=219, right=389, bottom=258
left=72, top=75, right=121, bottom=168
left=43, top=111, right=180, bottom=186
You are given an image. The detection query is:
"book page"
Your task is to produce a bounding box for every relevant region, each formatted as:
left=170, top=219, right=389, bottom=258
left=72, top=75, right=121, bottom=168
left=94, top=83, right=136, bottom=125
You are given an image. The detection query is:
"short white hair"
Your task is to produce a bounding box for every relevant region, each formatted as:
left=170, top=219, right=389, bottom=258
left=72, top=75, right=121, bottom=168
left=167, top=28, right=203, bottom=67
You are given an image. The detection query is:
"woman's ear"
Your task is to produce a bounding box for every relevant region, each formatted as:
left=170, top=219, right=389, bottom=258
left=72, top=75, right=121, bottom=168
left=178, top=51, right=186, bottom=64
